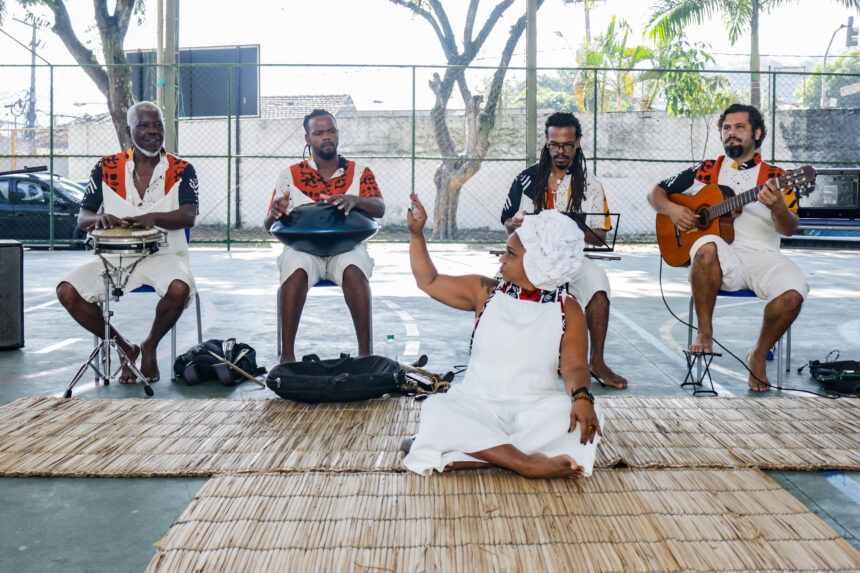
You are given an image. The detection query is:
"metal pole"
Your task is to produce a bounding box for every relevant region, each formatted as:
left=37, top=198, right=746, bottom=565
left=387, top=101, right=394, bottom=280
left=226, top=67, right=232, bottom=251
left=164, top=0, right=178, bottom=152
left=411, top=66, right=416, bottom=192
left=49, top=65, right=54, bottom=250
left=821, top=25, right=845, bottom=108
left=770, top=70, right=776, bottom=163
left=592, top=73, right=598, bottom=175
left=156, top=0, right=164, bottom=107
left=525, top=0, right=537, bottom=165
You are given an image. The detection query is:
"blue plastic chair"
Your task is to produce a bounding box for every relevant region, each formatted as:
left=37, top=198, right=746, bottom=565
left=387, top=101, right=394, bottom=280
left=687, top=289, right=791, bottom=386
left=94, top=228, right=203, bottom=381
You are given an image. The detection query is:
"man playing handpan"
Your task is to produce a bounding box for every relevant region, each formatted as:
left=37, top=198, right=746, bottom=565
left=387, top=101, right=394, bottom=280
left=264, top=109, right=385, bottom=363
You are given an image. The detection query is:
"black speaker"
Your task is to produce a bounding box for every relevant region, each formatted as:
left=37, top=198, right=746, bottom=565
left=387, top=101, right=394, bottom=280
left=0, top=240, right=24, bottom=349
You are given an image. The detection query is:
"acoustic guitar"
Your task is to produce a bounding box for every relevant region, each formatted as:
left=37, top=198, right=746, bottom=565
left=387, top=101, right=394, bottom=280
left=655, top=165, right=816, bottom=267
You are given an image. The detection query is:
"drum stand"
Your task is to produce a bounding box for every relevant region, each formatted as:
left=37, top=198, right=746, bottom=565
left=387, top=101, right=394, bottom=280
left=65, top=255, right=155, bottom=397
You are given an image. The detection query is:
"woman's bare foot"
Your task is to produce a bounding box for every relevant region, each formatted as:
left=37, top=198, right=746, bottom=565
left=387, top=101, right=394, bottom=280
left=746, top=349, right=771, bottom=392
left=525, top=453, right=583, bottom=479
left=118, top=344, right=141, bottom=384
left=139, top=342, right=160, bottom=383
left=690, top=332, right=713, bottom=354
left=590, top=360, right=627, bottom=389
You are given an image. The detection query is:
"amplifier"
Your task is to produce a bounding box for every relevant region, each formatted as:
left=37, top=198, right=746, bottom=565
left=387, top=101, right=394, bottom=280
left=0, top=240, right=24, bottom=349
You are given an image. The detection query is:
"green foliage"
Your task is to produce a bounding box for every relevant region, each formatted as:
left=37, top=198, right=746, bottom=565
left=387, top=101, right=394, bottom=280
left=658, top=40, right=734, bottom=118
left=794, top=50, right=860, bottom=108
left=579, top=16, right=653, bottom=112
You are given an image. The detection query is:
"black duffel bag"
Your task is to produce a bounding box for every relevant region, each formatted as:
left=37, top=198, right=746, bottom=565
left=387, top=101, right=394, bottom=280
left=173, top=338, right=266, bottom=386
left=267, top=353, right=406, bottom=403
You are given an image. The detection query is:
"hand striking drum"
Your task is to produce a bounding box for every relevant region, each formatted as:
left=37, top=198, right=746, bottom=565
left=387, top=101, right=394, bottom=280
left=56, top=102, right=199, bottom=395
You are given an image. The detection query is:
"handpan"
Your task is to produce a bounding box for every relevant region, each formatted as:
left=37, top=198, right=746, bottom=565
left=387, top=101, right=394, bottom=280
left=269, top=201, right=379, bottom=257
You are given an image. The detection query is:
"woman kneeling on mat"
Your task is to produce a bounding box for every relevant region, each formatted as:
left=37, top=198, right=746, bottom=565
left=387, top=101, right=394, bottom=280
left=404, top=193, right=603, bottom=479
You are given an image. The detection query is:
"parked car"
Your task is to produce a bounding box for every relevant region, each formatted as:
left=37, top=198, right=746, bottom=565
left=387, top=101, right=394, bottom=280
left=0, top=172, right=87, bottom=244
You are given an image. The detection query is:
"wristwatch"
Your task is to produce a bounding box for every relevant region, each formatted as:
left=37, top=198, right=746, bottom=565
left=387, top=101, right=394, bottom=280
left=571, top=386, right=594, bottom=404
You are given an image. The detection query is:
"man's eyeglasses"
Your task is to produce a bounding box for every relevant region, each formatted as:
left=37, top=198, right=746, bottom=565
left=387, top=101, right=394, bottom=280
left=547, top=141, right=577, bottom=152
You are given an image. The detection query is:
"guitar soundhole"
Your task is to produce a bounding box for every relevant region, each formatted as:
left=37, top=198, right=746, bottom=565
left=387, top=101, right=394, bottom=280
left=696, top=209, right=709, bottom=228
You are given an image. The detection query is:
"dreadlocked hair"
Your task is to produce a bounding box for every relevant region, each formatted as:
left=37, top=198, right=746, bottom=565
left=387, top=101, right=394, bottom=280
left=534, top=112, right=588, bottom=213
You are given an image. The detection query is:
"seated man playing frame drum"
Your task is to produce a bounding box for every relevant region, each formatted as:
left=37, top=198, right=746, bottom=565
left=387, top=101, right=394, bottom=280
left=404, top=193, right=603, bottom=479
left=56, top=101, right=199, bottom=384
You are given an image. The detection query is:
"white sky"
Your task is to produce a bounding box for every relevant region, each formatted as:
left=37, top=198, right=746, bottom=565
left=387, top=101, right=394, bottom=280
left=1, top=0, right=858, bottom=120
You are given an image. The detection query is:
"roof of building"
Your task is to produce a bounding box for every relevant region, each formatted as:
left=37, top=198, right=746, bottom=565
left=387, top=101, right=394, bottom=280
left=260, top=94, right=357, bottom=119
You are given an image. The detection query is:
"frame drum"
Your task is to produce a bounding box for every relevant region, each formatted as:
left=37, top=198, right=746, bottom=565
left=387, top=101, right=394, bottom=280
left=88, top=227, right=165, bottom=256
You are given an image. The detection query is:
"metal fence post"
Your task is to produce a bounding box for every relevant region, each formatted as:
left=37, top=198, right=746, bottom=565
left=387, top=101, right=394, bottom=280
left=226, top=66, right=232, bottom=251
left=411, top=66, right=416, bottom=192
left=49, top=64, right=55, bottom=250
left=592, top=72, right=598, bottom=176
left=771, top=70, right=776, bottom=163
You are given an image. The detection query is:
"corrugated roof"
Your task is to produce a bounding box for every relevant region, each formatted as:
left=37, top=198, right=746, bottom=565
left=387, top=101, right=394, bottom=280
left=260, top=94, right=357, bottom=119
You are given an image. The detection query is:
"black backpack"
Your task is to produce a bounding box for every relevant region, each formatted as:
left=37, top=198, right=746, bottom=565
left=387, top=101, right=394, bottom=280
left=267, top=353, right=406, bottom=402
left=799, top=354, right=860, bottom=394
left=173, top=338, right=266, bottom=386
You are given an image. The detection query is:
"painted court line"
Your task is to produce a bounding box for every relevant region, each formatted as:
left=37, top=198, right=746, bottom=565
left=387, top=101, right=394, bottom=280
left=23, top=299, right=59, bottom=313
left=33, top=338, right=82, bottom=355
left=383, top=300, right=421, bottom=359
left=820, top=471, right=860, bottom=506
left=612, top=308, right=734, bottom=396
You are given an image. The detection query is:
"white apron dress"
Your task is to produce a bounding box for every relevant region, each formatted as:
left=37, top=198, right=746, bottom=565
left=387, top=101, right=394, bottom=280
left=404, top=282, right=604, bottom=476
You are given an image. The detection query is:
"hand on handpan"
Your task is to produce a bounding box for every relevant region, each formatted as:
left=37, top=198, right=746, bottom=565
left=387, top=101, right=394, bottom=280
left=271, top=189, right=290, bottom=219
left=758, top=179, right=786, bottom=212
left=124, top=213, right=157, bottom=229
left=406, top=192, right=427, bottom=234
left=90, top=213, right=126, bottom=230
left=322, top=193, right=357, bottom=215
left=569, top=399, right=601, bottom=445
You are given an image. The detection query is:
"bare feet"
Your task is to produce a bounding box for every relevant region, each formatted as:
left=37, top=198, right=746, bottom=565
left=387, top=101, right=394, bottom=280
left=746, top=349, right=771, bottom=392
left=690, top=332, right=713, bottom=354
left=118, top=344, right=141, bottom=384
left=139, top=342, right=160, bottom=383
left=590, top=360, right=627, bottom=389
left=524, top=453, right=584, bottom=479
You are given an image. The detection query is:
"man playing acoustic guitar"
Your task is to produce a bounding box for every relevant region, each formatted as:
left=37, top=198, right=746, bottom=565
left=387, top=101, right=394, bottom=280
left=648, top=103, right=808, bottom=392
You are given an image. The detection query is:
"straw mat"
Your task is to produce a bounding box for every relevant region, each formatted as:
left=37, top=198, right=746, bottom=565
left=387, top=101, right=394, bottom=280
left=0, top=396, right=857, bottom=476
left=146, top=468, right=860, bottom=573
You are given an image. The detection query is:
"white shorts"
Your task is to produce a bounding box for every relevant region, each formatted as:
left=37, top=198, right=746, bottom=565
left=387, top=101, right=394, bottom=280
left=277, top=243, right=374, bottom=288
left=567, top=257, right=611, bottom=305
left=58, top=254, right=197, bottom=307
left=689, top=236, right=809, bottom=301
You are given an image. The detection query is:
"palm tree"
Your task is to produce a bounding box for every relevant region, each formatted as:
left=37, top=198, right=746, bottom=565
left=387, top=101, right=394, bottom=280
left=647, top=0, right=860, bottom=108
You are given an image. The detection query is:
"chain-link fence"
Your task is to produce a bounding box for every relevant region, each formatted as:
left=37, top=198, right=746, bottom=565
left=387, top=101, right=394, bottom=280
left=1, top=62, right=858, bottom=247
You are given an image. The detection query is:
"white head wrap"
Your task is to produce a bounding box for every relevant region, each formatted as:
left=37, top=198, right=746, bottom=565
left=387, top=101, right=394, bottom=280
left=514, top=210, right=585, bottom=290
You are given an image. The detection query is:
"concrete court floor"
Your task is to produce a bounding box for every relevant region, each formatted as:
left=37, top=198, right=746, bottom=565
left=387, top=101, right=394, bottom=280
left=1, top=242, right=859, bottom=572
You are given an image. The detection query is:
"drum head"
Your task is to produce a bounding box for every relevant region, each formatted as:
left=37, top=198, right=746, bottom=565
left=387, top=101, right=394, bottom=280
left=88, top=227, right=165, bottom=255
left=270, top=201, right=379, bottom=257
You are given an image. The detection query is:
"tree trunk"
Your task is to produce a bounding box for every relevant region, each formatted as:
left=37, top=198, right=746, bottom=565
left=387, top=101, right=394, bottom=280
left=40, top=0, right=137, bottom=149
left=749, top=0, right=761, bottom=108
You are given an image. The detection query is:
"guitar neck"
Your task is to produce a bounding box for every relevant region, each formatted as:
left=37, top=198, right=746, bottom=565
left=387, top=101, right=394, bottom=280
left=708, top=180, right=776, bottom=219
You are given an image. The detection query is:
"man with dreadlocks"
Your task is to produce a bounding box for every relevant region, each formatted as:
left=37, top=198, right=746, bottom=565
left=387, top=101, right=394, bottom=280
left=264, top=109, right=385, bottom=363
left=500, top=112, right=626, bottom=389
